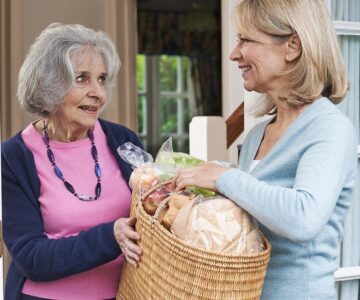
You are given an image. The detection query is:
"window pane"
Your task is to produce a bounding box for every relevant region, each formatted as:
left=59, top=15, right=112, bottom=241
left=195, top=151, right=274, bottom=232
left=138, top=95, right=147, bottom=135
left=182, top=56, right=190, bottom=92
left=183, top=138, right=190, bottom=154
left=172, top=137, right=190, bottom=154
left=159, top=55, right=177, bottom=92
left=136, top=55, right=146, bottom=92
left=161, top=97, right=177, bottom=134
left=184, top=98, right=191, bottom=133
left=331, top=0, right=360, bottom=22
left=140, top=137, right=147, bottom=149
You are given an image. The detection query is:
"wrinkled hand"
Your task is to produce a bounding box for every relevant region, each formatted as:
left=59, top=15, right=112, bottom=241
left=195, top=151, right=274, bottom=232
left=171, top=162, right=228, bottom=192
left=114, top=217, right=142, bottom=267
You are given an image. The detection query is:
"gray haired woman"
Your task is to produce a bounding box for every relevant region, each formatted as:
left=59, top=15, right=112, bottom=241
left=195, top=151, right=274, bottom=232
left=2, top=23, right=142, bottom=300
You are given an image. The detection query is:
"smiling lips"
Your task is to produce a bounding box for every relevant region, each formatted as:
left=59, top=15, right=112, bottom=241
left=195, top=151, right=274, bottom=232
left=79, top=105, right=98, bottom=113
left=239, top=65, right=252, bottom=73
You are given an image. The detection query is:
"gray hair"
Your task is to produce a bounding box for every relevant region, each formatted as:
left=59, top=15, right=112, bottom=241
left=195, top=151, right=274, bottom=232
left=17, top=23, right=121, bottom=116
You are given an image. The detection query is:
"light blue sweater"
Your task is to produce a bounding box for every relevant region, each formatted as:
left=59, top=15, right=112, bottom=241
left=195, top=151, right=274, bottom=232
left=216, top=98, right=358, bottom=300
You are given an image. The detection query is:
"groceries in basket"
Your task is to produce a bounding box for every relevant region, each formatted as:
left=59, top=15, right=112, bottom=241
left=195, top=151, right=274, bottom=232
left=117, top=138, right=265, bottom=255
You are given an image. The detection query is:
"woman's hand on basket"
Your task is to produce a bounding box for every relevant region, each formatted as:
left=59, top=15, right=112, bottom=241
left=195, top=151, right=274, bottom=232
left=171, top=162, right=228, bottom=192
left=114, top=217, right=142, bottom=267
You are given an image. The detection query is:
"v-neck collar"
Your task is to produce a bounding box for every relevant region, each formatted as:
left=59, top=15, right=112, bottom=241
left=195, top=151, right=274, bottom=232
left=248, top=98, right=328, bottom=173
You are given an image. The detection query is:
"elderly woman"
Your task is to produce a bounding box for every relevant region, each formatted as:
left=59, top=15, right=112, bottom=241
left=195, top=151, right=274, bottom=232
left=173, top=0, right=358, bottom=299
left=1, top=23, right=142, bottom=300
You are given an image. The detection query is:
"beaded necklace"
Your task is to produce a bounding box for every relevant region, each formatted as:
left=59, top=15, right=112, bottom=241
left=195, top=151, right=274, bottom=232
left=41, top=122, right=102, bottom=201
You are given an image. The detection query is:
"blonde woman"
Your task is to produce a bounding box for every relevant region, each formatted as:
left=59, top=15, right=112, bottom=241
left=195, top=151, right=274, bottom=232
left=172, top=0, right=358, bottom=299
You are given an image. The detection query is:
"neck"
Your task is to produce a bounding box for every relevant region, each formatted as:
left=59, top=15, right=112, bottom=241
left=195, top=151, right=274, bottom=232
left=273, top=101, right=305, bottom=127
left=41, top=118, right=88, bottom=142
left=270, top=95, right=320, bottom=127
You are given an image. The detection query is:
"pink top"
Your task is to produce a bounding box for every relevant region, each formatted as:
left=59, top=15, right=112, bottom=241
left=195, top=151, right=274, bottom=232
left=21, top=121, right=131, bottom=300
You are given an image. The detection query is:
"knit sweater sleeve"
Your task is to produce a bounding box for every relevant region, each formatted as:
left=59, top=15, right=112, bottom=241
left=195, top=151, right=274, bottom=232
left=1, top=137, right=121, bottom=282
left=216, top=115, right=358, bottom=242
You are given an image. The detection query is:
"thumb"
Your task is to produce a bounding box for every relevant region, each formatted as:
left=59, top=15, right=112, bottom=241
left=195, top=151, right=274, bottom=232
left=126, top=217, right=137, bottom=227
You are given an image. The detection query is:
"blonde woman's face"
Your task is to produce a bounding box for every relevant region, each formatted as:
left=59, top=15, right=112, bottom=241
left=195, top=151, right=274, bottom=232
left=54, top=50, right=107, bottom=135
left=230, top=27, right=290, bottom=95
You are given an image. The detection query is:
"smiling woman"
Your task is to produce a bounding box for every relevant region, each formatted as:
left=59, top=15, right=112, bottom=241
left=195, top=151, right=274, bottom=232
left=42, top=49, right=108, bottom=142
left=173, top=1, right=358, bottom=300
left=1, top=23, right=143, bottom=300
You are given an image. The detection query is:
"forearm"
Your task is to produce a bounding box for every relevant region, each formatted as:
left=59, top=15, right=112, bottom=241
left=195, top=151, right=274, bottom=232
left=5, top=220, right=121, bottom=282
left=2, top=160, right=121, bottom=282
left=216, top=169, right=332, bottom=241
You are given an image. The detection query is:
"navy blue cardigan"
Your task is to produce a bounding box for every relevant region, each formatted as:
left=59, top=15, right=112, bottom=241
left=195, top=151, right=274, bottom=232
left=1, top=119, right=142, bottom=300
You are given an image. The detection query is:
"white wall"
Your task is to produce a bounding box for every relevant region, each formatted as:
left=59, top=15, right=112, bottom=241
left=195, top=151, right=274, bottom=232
left=221, top=0, right=266, bottom=164
left=221, top=0, right=244, bottom=164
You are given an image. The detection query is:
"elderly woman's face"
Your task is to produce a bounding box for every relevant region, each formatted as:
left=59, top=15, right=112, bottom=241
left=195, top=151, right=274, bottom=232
left=229, top=27, right=291, bottom=95
left=54, top=49, right=107, bottom=134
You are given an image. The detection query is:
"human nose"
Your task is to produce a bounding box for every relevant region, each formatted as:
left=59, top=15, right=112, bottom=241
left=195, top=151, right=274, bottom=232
left=229, top=44, right=242, bottom=61
left=88, top=81, right=106, bottom=101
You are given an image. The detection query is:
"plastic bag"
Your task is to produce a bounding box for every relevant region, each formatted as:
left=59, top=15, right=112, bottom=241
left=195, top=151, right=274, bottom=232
left=118, top=138, right=265, bottom=255
left=118, top=138, right=215, bottom=197
left=117, top=138, right=202, bottom=221
left=171, top=196, right=265, bottom=255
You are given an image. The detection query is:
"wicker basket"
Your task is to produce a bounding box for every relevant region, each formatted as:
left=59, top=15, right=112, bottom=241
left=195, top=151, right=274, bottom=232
left=117, top=182, right=271, bottom=300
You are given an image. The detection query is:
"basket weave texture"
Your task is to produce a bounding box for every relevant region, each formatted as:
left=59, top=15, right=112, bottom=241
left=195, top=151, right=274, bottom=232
left=117, top=184, right=271, bottom=300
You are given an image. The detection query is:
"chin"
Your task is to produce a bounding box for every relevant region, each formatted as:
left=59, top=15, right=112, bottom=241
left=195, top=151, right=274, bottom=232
left=79, top=118, right=98, bottom=129
left=244, top=84, right=255, bottom=92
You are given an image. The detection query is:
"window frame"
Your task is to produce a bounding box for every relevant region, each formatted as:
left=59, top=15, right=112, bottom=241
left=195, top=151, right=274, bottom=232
left=137, top=55, right=193, bottom=154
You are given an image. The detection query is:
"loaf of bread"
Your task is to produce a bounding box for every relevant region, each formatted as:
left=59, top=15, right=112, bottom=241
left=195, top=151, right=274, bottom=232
left=171, top=197, right=265, bottom=255
left=160, top=192, right=196, bottom=230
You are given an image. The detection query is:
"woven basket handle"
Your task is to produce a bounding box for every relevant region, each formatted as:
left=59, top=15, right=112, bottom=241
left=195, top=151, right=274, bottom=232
left=140, top=179, right=174, bottom=221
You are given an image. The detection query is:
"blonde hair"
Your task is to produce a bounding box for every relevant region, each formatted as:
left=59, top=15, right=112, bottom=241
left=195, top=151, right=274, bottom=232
left=234, top=0, right=348, bottom=116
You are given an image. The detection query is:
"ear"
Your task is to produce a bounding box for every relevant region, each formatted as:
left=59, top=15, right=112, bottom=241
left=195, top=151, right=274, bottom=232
left=285, top=33, right=301, bottom=62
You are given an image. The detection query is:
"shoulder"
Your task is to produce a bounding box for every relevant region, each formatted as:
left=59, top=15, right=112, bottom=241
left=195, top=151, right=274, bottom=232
left=1, top=132, right=39, bottom=192
left=1, top=133, right=26, bottom=160
left=306, top=100, right=357, bottom=144
left=99, top=119, right=137, bottom=138
left=98, top=119, right=143, bottom=148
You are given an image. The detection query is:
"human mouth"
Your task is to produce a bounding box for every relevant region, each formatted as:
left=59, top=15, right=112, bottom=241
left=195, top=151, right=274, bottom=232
left=239, top=65, right=252, bottom=73
left=79, top=105, right=98, bottom=113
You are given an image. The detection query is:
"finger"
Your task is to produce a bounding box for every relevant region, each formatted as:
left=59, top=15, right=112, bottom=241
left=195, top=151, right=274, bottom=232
left=175, top=177, right=190, bottom=191
left=126, top=240, right=142, bottom=256
left=125, top=229, right=141, bottom=241
left=125, top=255, right=138, bottom=268
left=121, top=222, right=140, bottom=240
left=170, top=174, right=179, bottom=189
left=126, top=217, right=137, bottom=227
left=125, top=247, right=141, bottom=263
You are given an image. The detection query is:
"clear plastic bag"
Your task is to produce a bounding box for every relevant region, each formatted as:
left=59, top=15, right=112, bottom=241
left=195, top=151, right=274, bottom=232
left=117, top=138, right=202, bottom=219
left=117, top=138, right=213, bottom=197
left=171, top=196, right=265, bottom=255
left=118, top=138, right=265, bottom=255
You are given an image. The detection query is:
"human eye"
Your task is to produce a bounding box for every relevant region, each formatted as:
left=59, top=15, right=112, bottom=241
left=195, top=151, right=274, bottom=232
left=98, top=74, right=108, bottom=85
left=75, top=73, right=89, bottom=84
left=240, top=37, right=250, bottom=43
left=237, top=34, right=252, bottom=46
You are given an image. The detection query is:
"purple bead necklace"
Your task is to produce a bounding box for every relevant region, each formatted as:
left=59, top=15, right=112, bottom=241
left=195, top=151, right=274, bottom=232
left=41, top=121, right=102, bottom=201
